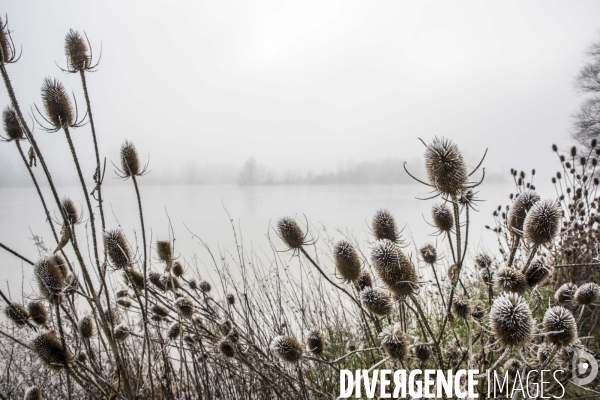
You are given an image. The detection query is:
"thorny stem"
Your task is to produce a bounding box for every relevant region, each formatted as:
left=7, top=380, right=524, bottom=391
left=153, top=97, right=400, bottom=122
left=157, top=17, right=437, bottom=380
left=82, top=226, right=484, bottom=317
left=507, top=235, right=521, bottom=268
left=55, top=301, right=72, bottom=400
left=408, top=292, right=444, bottom=370
left=521, top=245, right=538, bottom=274
left=0, top=241, right=34, bottom=265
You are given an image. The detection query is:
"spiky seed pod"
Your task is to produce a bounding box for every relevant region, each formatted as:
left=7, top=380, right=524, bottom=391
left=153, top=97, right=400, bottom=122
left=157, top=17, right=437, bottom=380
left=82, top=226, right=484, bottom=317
left=120, top=140, right=141, bottom=177
left=218, top=319, right=233, bottom=335
left=346, top=341, right=358, bottom=352
left=494, top=267, right=528, bottom=294
left=523, top=200, right=562, bottom=246
left=355, top=269, right=373, bottom=291
left=77, top=351, right=88, bottom=363
left=305, top=330, right=324, bottom=355
left=151, top=304, right=169, bottom=318
left=503, top=358, right=523, bottom=380
left=167, top=322, right=182, bottom=340
left=543, top=306, right=577, bottom=347
left=114, top=324, right=130, bottom=341
left=174, top=296, right=194, bottom=318
left=116, top=298, right=131, bottom=308
left=451, top=295, right=472, bottom=320
left=537, top=344, right=553, bottom=365
left=31, top=330, right=70, bottom=370
left=60, top=197, right=78, bottom=225
left=41, top=77, right=73, bottom=128
left=360, top=287, right=392, bottom=316
left=218, top=339, right=236, bottom=358
left=172, top=261, right=184, bottom=277
left=270, top=336, right=303, bottom=363
left=0, top=18, right=10, bottom=64
left=448, top=264, right=459, bottom=285
left=489, top=293, right=533, bottom=347
left=27, top=301, right=48, bottom=325
left=65, top=29, right=89, bottom=71
left=156, top=240, right=173, bottom=265
left=379, top=323, right=409, bottom=361
left=525, top=259, right=553, bottom=287
left=24, top=386, right=42, bottom=400
left=50, top=254, right=69, bottom=279
left=413, top=341, right=431, bottom=362
left=424, top=137, right=468, bottom=197
left=372, top=209, right=400, bottom=242
left=198, top=280, right=211, bottom=293
left=371, top=239, right=417, bottom=296
left=574, top=282, right=600, bottom=305
left=123, top=268, right=145, bottom=290
left=183, top=335, right=196, bottom=345
left=188, top=278, right=198, bottom=290
left=555, top=283, right=577, bottom=304
left=471, top=300, right=485, bottom=320
left=2, top=106, right=24, bottom=141
left=333, top=240, right=362, bottom=282
left=160, top=273, right=180, bottom=292
left=149, top=271, right=165, bottom=291
left=507, top=190, right=540, bottom=234
left=431, top=203, right=454, bottom=232
left=419, top=244, right=437, bottom=265
left=104, top=229, right=131, bottom=269
left=34, top=256, right=65, bottom=302
left=480, top=269, right=494, bottom=286
left=474, top=252, right=493, bottom=269
left=78, top=315, right=95, bottom=339
left=116, top=288, right=129, bottom=298
left=150, top=314, right=163, bottom=322
left=226, top=293, right=235, bottom=305
left=103, top=309, right=118, bottom=325
left=276, top=217, right=305, bottom=249
left=5, top=303, right=29, bottom=326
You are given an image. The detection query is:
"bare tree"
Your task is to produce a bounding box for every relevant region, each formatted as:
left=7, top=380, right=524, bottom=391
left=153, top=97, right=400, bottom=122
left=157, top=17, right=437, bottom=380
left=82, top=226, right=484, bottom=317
left=572, top=32, right=600, bottom=144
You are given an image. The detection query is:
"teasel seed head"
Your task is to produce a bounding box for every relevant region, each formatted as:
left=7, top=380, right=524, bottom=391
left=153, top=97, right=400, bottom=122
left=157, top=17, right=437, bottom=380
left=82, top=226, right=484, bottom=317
left=543, top=306, right=577, bottom=347
left=123, top=268, right=145, bottom=290
left=355, top=269, right=373, bottom=291
left=4, top=302, right=29, bottom=326
left=523, top=200, right=562, bottom=246
left=346, top=340, right=358, bottom=352
left=167, top=322, right=182, bottom=340
left=114, top=324, right=130, bottom=341
left=41, top=77, right=73, bottom=128
left=60, top=197, right=79, bottom=225
left=116, top=288, right=129, bottom=298
left=494, top=267, right=528, bottom=294
left=78, top=315, right=95, bottom=339
left=489, top=293, right=533, bottom=347
left=2, top=106, right=24, bottom=141
left=150, top=305, right=169, bottom=319
left=471, top=300, right=485, bottom=320
left=31, top=330, right=70, bottom=370
left=27, top=301, right=48, bottom=325
left=305, top=330, right=324, bottom=355
left=104, top=229, right=131, bottom=269
left=103, top=309, right=118, bottom=325
left=412, top=341, right=431, bottom=362
left=276, top=216, right=305, bottom=249
left=379, top=323, right=409, bottom=361
left=50, top=254, right=69, bottom=279
left=537, top=344, right=553, bottom=365
left=333, top=240, right=362, bottom=282
left=172, top=261, right=184, bottom=277
left=270, top=335, right=303, bottom=363
left=198, top=280, right=211, bottom=293
left=424, top=137, right=469, bottom=197
left=371, top=239, right=417, bottom=296
left=451, top=295, right=472, bottom=320
left=174, top=296, right=194, bottom=318
left=218, top=339, right=236, bottom=358
left=161, top=273, right=180, bottom=292
left=183, top=334, right=196, bottom=345
left=226, top=293, right=235, bottom=305
left=360, top=287, right=392, bottom=316
left=503, top=358, right=523, bottom=380
left=555, top=282, right=577, bottom=304
left=507, top=190, right=540, bottom=235
left=64, top=29, right=89, bottom=71
left=372, top=209, right=400, bottom=243
left=474, top=252, right=493, bottom=269
left=34, top=256, right=65, bottom=302
left=188, top=278, right=198, bottom=290
left=156, top=240, right=173, bottom=268
left=77, top=350, right=88, bottom=363
left=24, top=386, right=42, bottom=400
left=574, top=282, right=600, bottom=305
left=148, top=271, right=165, bottom=290
left=218, top=319, right=233, bottom=335
left=120, top=140, right=141, bottom=177
left=432, top=203, right=454, bottom=232
left=116, top=298, right=131, bottom=308
left=419, top=243, right=437, bottom=265
left=448, top=263, right=459, bottom=285
left=525, top=259, right=553, bottom=287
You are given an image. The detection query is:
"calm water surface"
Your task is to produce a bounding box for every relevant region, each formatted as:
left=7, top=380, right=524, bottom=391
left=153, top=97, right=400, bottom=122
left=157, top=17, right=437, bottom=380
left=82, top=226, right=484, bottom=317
left=0, top=182, right=521, bottom=298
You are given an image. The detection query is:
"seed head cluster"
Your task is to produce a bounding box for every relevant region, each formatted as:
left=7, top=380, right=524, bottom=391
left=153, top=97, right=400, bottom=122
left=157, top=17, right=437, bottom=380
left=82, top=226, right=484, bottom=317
left=507, top=190, right=540, bottom=234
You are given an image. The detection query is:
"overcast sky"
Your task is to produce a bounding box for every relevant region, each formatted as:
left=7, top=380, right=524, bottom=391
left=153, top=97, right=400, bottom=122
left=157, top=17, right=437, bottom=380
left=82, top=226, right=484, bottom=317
left=1, top=0, right=600, bottom=185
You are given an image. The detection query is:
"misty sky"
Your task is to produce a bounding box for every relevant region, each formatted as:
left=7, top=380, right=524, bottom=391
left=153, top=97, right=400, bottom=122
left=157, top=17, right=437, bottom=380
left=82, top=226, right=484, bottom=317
left=2, top=0, right=600, bottom=185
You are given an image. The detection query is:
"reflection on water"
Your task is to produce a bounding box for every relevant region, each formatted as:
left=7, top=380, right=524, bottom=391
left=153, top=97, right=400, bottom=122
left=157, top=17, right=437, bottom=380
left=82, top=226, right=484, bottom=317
left=0, top=182, right=522, bottom=297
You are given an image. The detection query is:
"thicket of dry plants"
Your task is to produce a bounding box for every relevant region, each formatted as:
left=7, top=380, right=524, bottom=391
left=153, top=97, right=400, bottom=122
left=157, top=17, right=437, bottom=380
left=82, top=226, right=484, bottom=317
left=0, top=15, right=599, bottom=400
